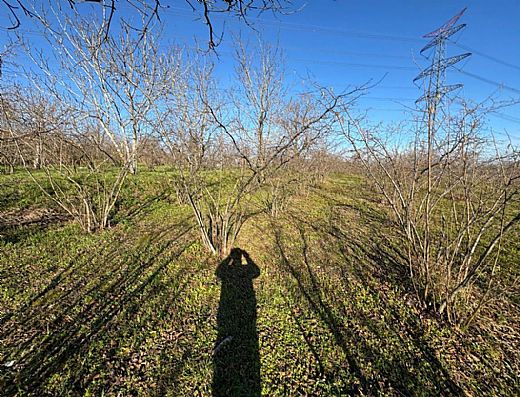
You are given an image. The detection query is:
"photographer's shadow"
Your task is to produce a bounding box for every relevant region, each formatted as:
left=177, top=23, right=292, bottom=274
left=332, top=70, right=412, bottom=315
left=212, top=248, right=261, bottom=397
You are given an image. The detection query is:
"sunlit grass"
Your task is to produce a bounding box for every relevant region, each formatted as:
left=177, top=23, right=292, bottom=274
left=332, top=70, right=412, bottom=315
left=0, top=171, right=518, bottom=396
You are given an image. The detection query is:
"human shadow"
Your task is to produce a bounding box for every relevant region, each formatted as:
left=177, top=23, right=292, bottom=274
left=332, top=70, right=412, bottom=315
left=213, top=248, right=261, bottom=397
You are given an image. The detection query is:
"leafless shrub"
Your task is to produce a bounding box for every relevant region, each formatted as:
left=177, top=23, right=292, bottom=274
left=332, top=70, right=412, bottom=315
left=10, top=14, right=177, bottom=231
left=341, top=100, right=520, bottom=326
left=157, top=43, right=349, bottom=257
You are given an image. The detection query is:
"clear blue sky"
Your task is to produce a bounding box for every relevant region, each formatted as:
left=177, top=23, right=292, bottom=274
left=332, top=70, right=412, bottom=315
left=1, top=0, right=519, bottom=139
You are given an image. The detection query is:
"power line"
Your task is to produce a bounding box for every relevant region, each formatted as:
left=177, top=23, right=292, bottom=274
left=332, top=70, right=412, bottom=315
left=292, top=57, right=416, bottom=71
left=161, top=6, right=423, bottom=43
left=451, top=41, right=520, bottom=72
left=487, top=129, right=520, bottom=140
left=2, top=12, right=519, bottom=106
left=367, top=108, right=406, bottom=112
left=5, top=4, right=519, bottom=75
left=490, top=111, right=520, bottom=125
left=454, top=67, right=520, bottom=95
left=359, top=96, right=416, bottom=102
left=279, top=45, right=412, bottom=60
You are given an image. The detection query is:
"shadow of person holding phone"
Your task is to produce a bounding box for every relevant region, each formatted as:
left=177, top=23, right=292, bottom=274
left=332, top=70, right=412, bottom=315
left=212, top=248, right=261, bottom=397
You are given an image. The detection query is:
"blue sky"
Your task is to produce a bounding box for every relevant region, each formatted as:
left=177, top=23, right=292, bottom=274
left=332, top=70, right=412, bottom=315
left=1, top=0, right=519, bottom=139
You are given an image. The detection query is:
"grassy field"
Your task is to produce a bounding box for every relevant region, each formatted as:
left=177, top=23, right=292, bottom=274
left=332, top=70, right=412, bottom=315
left=0, top=171, right=518, bottom=396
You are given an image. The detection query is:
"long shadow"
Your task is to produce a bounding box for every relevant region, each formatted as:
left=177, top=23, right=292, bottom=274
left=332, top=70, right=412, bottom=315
left=117, top=188, right=173, bottom=222
left=272, top=220, right=464, bottom=396
left=0, top=223, right=193, bottom=396
left=212, top=248, right=261, bottom=397
left=335, top=238, right=464, bottom=395
left=273, top=228, right=369, bottom=395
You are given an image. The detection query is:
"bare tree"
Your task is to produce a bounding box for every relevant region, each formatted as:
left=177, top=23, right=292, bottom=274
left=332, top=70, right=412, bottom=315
left=0, top=40, right=22, bottom=173
left=0, top=86, right=73, bottom=173
left=14, top=13, right=178, bottom=231
left=2, top=85, right=125, bottom=232
left=341, top=99, right=520, bottom=326
left=2, top=0, right=296, bottom=49
left=0, top=91, right=20, bottom=174
left=157, top=43, right=349, bottom=257
left=27, top=12, right=175, bottom=174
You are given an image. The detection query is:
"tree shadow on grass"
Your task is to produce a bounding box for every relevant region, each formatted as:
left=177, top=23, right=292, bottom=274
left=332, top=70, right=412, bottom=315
left=272, top=221, right=464, bottom=396
left=213, top=248, right=261, bottom=397
left=115, top=188, right=173, bottom=224
left=0, top=222, right=193, bottom=396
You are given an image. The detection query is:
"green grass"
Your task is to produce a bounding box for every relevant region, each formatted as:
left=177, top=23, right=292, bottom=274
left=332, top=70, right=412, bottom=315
left=0, top=171, right=518, bottom=396
left=0, top=171, right=51, bottom=211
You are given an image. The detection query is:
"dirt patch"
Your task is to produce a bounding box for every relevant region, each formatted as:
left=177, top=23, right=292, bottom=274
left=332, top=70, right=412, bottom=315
left=0, top=208, right=69, bottom=230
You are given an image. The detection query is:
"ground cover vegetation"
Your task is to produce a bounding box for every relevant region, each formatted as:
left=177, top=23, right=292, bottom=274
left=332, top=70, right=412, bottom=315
left=0, top=4, right=519, bottom=396
left=1, top=171, right=518, bottom=396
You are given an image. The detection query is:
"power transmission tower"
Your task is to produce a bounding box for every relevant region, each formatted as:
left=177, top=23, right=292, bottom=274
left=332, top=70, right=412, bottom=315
left=413, top=9, right=471, bottom=283
left=414, top=7, right=471, bottom=107
left=413, top=7, right=472, bottom=162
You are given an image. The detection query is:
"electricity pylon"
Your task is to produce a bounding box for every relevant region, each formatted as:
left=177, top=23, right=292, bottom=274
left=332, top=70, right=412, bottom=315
left=415, top=7, right=471, bottom=108
left=414, top=7, right=472, bottom=165
left=413, top=9, right=471, bottom=285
